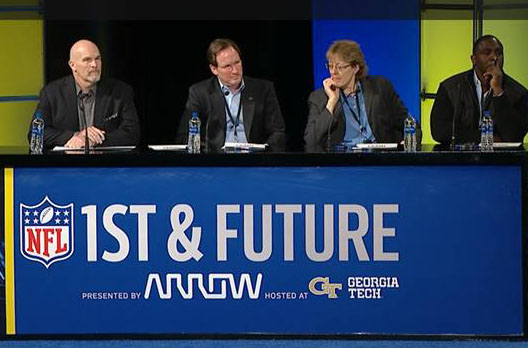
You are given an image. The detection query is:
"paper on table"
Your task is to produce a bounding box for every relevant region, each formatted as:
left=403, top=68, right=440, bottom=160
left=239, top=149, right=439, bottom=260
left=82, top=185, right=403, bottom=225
left=492, top=142, right=522, bottom=148
left=148, top=145, right=188, bottom=151
left=52, top=146, right=135, bottom=152
left=355, top=143, right=398, bottom=149
left=221, top=142, right=268, bottom=151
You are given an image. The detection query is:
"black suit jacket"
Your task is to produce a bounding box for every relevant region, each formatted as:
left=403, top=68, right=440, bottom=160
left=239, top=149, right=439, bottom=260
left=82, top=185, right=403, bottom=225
left=304, top=75, right=420, bottom=152
left=176, top=76, right=286, bottom=152
left=431, top=69, right=528, bottom=144
left=30, top=75, right=140, bottom=148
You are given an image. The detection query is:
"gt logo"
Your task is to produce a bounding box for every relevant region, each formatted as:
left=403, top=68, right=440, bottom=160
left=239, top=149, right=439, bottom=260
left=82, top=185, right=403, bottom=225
left=308, top=277, right=342, bottom=299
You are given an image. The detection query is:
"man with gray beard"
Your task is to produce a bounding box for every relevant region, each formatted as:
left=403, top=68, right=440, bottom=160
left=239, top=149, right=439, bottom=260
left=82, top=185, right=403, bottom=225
left=30, top=39, right=140, bottom=149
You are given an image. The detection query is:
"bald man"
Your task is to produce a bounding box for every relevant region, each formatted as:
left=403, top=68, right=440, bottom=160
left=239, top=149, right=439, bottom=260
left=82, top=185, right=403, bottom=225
left=29, top=39, right=140, bottom=149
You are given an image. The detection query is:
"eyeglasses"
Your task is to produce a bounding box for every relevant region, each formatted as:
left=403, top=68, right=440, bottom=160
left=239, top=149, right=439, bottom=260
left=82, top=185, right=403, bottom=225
left=217, top=60, right=242, bottom=71
left=326, top=63, right=351, bottom=73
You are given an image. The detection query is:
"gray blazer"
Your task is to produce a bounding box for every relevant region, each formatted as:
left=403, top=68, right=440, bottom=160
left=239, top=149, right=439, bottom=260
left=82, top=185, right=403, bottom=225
left=304, top=75, right=420, bottom=151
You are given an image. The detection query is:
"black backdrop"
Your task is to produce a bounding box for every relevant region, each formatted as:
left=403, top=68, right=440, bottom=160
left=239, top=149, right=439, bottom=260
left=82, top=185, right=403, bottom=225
left=44, top=20, right=313, bottom=151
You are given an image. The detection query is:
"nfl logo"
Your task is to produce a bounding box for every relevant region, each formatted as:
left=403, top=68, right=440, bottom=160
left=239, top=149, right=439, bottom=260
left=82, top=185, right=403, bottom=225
left=20, top=196, right=74, bottom=268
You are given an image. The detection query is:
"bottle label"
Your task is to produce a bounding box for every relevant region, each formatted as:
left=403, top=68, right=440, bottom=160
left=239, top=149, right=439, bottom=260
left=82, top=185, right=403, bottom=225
left=189, top=125, right=199, bottom=135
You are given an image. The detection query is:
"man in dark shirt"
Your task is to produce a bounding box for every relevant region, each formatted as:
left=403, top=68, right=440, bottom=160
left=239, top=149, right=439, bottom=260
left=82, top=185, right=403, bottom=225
left=431, top=35, right=528, bottom=145
left=176, top=38, right=286, bottom=152
left=30, top=39, right=140, bottom=149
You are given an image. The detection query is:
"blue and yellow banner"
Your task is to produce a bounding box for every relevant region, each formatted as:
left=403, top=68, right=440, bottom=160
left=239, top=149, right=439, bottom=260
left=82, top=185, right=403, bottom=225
left=4, top=166, right=523, bottom=335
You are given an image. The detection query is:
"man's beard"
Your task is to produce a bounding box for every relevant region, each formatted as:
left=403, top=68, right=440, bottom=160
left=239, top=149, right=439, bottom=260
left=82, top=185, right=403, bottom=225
left=87, top=72, right=101, bottom=83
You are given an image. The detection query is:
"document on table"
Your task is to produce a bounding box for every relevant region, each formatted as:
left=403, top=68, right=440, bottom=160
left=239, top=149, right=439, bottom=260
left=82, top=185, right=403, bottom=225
left=222, top=142, right=268, bottom=152
left=148, top=145, right=188, bottom=151
left=52, top=146, right=136, bottom=152
left=493, top=142, right=522, bottom=149
left=355, top=143, right=398, bottom=149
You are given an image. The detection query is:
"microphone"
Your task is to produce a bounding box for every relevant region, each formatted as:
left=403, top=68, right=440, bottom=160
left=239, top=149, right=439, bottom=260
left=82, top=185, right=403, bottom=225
left=326, top=112, right=337, bottom=152
left=205, top=114, right=210, bottom=153
left=224, top=90, right=230, bottom=96
left=78, top=92, right=90, bottom=154
left=325, top=88, right=340, bottom=152
left=450, top=84, right=459, bottom=150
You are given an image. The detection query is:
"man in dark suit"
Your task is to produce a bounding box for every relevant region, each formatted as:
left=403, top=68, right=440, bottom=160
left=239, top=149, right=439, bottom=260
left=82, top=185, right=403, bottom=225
left=431, top=35, right=528, bottom=145
left=304, top=40, right=420, bottom=152
left=176, top=38, right=286, bottom=152
left=30, top=39, right=140, bottom=149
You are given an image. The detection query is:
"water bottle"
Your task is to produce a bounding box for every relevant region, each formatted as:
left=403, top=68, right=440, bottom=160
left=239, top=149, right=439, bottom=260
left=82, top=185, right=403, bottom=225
left=403, top=114, right=417, bottom=152
left=480, top=117, right=487, bottom=149
left=187, top=111, right=201, bottom=153
left=480, top=111, right=493, bottom=152
left=30, top=111, right=44, bottom=154
left=486, top=111, right=494, bottom=151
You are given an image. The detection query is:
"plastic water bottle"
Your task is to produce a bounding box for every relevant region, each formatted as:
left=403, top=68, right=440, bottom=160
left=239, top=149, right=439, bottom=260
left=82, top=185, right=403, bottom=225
left=480, top=111, right=493, bottom=152
left=30, top=111, right=44, bottom=154
left=403, top=114, right=417, bottom=152
left=187, top=111, right=201, bottom=153
left=485, top=111, right=494, bottom=151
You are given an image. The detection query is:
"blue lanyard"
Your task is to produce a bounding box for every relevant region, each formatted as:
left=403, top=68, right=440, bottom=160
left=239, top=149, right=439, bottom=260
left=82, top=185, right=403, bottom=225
left=222, top=90, right=243, bottom=136
left=340, top=90, right=366, bottom=135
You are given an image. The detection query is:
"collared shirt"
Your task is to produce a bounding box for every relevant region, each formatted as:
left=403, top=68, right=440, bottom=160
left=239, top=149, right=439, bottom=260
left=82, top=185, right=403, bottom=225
left=473, top=70, right=491, bottom=120
left=342, top=82, right=376, bottom=145
left=219, top=79, right=248, bottom=144
left=75, top=83, right=96, bottom=130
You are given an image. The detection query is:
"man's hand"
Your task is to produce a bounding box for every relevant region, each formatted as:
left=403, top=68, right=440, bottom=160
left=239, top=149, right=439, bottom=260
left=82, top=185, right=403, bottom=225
left=64, top=133, right=85, bottom=148
left=323, top=78, right=340, bottom=113
left=64, top=126, right=106, bottom=148
left=483, top=61, right=503, bottom=95
left=83, top=126, right=106, bottom=145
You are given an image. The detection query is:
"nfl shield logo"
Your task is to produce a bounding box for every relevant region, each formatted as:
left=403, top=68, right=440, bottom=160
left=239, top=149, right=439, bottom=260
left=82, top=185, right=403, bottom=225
left=20, top=196, right=74, bottom=268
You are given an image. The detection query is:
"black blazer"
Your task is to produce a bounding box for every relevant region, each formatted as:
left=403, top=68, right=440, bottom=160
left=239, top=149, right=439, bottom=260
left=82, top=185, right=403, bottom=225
left=30, top=75, right=140, bottom=148
left=177, top=76, right=286, bottom=152
left=431, top=69, right=528, bottom=144
left=304, top=75, right=419, bottom=152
